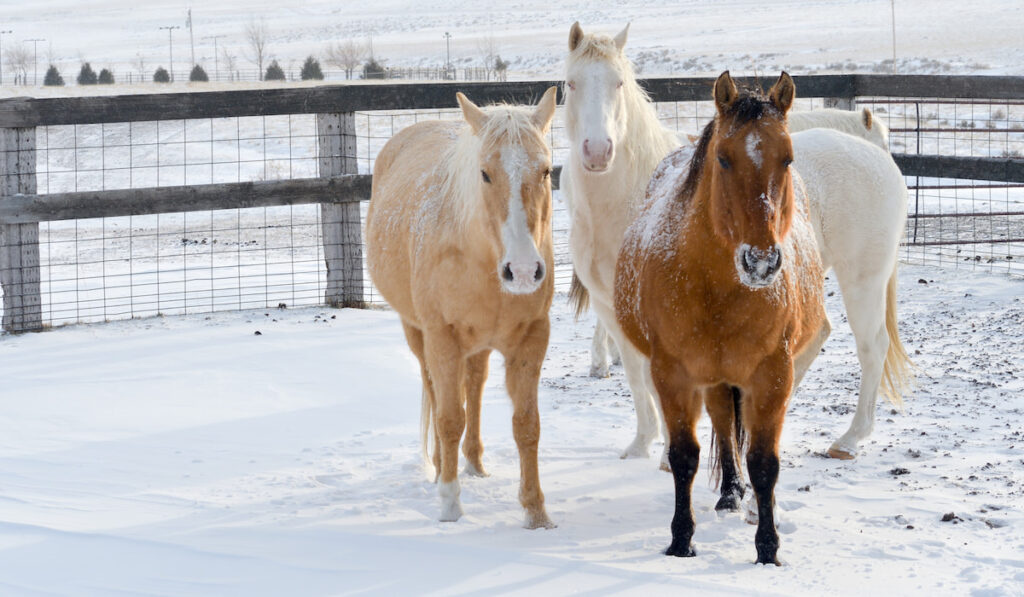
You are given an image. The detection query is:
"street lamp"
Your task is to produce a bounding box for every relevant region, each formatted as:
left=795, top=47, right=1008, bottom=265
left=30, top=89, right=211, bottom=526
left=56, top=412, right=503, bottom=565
left=26, top=38, right=44, bottom=85
left=159, top=25, right=180, bottom=81
left=0, top=30, right=11, bottom=86
left=444, top=32, right=452, bottom=80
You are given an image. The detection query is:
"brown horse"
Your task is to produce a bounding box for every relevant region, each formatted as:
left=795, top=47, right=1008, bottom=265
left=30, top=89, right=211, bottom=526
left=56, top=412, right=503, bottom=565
left=366, top=87, right=558, bottom=529
left=615, top=72, right=827, bottom=564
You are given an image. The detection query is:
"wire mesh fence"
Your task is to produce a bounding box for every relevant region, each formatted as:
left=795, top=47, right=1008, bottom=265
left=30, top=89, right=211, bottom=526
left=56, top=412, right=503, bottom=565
left=1, top=80, right=1022, bottom=333
left=859, top=97, right=1024, bottom=275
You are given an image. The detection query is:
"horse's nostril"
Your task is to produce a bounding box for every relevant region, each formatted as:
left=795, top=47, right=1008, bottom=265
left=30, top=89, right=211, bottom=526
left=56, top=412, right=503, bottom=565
left=534, top=262, right=545, bottom=282
left=502, top=263, right=514, bottom=282
left=743, top=249, right=758, bottom=273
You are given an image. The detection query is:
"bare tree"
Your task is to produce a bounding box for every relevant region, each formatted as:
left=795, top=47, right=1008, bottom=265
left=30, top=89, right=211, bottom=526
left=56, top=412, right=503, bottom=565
left=325, top=38, right=366, bottom=80
left=244, top=19, right=269, bottom=80
left=5, top=44, right=30, bottom=85
left=220, top=47, right=239, bottom=81
left=476, top=33, right=499, bottom=81
left=132, top=52, right=147, bottom=81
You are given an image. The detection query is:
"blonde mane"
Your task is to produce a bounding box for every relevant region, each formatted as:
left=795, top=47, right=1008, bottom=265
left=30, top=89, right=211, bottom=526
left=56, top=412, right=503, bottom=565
left=565, top=31, right=678, bottom=192
left=439, top=104, right=546, bottom=230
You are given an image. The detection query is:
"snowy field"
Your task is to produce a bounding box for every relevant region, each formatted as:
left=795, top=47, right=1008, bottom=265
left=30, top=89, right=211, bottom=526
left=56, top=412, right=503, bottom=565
left=2, top=263, right=1023, bottom=595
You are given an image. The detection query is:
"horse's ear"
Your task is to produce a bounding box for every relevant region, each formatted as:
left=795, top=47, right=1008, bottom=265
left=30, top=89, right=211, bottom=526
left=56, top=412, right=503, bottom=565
left=713, top=71, right=738, bottom=115
left=862, top=107, right=873, bottom=130
left=613, top=23, right=630, bottom=51
left=532, top=86, right=558, bottom=134
left=456, top=92, right=488, bottom=134
left=768, top=71, right=796, bottom=115
left=569, top=22, right=584, bottom=52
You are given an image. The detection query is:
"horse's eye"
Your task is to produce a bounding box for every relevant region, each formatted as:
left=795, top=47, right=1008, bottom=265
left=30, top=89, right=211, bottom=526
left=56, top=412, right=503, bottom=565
left=567, top=81, right=576, bottom=91
left=616, top=80, right=623, bottom=89
left=481, top=170, right=491, bottom=184
left=782, top=157, right=793, bottom=168
left=543, top=168, right=552, bottom=179
left=717, top=156, right=730, bottom=170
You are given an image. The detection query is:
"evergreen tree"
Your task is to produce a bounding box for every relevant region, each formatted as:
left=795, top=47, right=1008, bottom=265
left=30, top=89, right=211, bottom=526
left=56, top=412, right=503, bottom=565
left=77, top=62, right=98, bottom=85
left=98, top=69, right=115, bottom=84
left=153, top=67, right=171, bottom=83
left=362, top=58, right=386, bottom=79
left=300, top=56, right=324, bottom=80
left=264, top=60, right=286, bottom=81
left=189, top=65, right=209, bottom=82
left=43, top=65, right=65, bottom=86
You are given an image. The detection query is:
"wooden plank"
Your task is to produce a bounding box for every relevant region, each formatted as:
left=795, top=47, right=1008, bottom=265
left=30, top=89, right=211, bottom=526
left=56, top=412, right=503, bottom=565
left=641, top=74, right=856, bottom=103
left=0, top=175, right=371, bottom=224
left=1, top=127, right=42, bottom=333
left=893, top=153, right=1024, bottom=183
left=853, top=75, right=1024, bottom=100
left=318, top=112, right=364, bottom=308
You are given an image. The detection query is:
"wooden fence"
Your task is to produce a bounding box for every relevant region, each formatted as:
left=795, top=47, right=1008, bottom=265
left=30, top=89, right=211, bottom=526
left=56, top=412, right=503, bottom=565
left=2, top=75, right=1023, bottom=333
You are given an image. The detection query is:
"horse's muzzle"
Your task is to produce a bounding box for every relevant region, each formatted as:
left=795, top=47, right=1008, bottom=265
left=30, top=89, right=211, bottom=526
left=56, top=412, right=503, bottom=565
left=736, top=244, right=782, bottom=288
left=501, top=260, right=546, bottom=294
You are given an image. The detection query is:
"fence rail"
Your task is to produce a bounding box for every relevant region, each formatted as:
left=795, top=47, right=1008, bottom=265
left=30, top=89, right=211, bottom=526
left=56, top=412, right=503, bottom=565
left=2, top=75, right=1023, bottom=333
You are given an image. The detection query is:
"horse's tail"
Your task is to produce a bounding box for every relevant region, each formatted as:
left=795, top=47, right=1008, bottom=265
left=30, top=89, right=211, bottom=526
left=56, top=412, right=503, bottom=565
left=880, top=263, right=915, bottom=408
left=420, top=385, right=435, bottom=479
left=568, top=270, right=590, bottom=321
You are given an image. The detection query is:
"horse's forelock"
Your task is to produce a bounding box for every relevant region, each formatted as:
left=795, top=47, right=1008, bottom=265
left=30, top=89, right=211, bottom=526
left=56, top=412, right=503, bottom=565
left=568, top=32, right=624, bottom=67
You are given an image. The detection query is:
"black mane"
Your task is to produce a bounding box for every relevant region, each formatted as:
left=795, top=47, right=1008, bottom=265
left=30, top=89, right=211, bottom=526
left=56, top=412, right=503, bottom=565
left=678, top=87, right=781, bottom=201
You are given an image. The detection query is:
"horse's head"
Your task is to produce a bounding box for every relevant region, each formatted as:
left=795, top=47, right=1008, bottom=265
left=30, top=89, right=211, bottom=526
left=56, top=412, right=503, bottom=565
left=707, top=71, right=796, bottom=289
left=456, top=87, right=557, bottom=295
left=564, top=21, right=632, bottom=173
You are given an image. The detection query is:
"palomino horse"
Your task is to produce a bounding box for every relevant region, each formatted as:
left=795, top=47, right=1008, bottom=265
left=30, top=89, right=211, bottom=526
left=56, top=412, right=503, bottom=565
left=616, top=72, right=827, bottom=564
left=565, top=22, right=912, bottom=461
left=561, top=22, right=679, bottom=462
left=366, top=87, right=558, bottom=528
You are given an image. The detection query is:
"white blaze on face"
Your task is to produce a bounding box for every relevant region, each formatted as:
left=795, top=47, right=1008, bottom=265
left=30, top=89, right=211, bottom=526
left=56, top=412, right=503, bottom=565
left=745, top=130, right=763, bottom=170
left=569, top=61, right=619, bottom=172
left=499, top=144, right=544, bottom=294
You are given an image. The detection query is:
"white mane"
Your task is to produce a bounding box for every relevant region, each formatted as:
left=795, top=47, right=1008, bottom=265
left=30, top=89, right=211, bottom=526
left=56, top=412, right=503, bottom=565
left=438, top=104, right=543, bottom=231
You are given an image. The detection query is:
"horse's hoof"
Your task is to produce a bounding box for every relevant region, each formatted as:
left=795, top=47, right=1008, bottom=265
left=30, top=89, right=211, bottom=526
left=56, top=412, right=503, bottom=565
left=827, top=446, right=856, bottom=460
left=755, top=556, right=782, bottom=566
left=463, top=462, right=489, bottom=477
left=665, top=542, right=696, bottom=557
left=715, top=494, right=742, bottom=512
left=589, top=364, right=610, bottom=378
left=620, top=445, right=650, bottom=459
left=438, top=506, right=463, bottom=523
left=524, top=512, right=557, bottom=530
left=659, top=460, right=672, bottom=473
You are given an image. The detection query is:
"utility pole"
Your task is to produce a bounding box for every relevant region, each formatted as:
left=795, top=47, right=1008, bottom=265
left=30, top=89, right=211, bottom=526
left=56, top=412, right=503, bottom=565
left=205, top=35, right=224, bottom=82
left=159, top=25, right=180, bottom=81
left=26, top=38, right=44, bottom=85
left=0, top=30, right=11, bottom=86
left=890, top=0, right=897, bottom=74
left=186, top=8, right=195, bottom=68
left=444, top=31, right=452, bottom=80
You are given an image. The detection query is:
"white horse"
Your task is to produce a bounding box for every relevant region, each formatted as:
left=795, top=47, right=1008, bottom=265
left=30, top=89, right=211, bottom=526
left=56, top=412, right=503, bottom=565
left=562, top=22, right=679, bottom=461
left=789, top=107, right=890, bottom=151
left=563, top=22, right=913, bottom=460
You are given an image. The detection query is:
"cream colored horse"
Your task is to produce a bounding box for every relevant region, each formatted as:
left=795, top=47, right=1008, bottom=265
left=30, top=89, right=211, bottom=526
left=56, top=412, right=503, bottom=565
left=366, top=87, right=558, bottom=528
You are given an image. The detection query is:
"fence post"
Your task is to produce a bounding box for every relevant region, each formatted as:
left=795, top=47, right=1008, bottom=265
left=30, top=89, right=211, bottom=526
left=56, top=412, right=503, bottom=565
left=317, top=112, right=365, bottom=308
left=0, top=127, right=42, bottom=333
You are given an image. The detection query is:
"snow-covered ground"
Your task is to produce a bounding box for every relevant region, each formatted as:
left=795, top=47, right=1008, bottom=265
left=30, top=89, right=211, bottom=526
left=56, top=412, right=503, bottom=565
left=2, top=263, right=1023, bottom=595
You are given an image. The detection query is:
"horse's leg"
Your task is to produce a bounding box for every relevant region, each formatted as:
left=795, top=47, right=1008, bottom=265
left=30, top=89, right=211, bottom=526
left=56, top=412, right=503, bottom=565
left=650, top=352, right=701, bottom=557
left=608, top=331, right=622, bottom=367
left=829, top=271, right=889, bottom=460
left=590, top=320, right=610, bottom=378
left=463, top=349, right=491, bottom=477
left=593, top=300, right=662, bottom=459
left=401, top=320, right=440, bottom=480
left=504, top=317, right=554, bottom=529
left=639, top=360, right=671, bottom=471
left=423, top=327, right=467, bottom=522
left=704, top=383, right=745, bottom=512
left=793, top=314, right=830, bottom=391
left=743, top=350, right=793, bottom=566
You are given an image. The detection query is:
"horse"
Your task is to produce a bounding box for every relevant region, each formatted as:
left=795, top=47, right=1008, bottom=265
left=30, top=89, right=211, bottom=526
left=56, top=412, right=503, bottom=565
left=615, top=72, right=827, bottom=565
left=564, top=22, right=912, bottom=461
left=561, top=22, right=679, bottom=463
left=789, top=106, right=890, bottom=150
left=365, top=87, right=559, bottom=529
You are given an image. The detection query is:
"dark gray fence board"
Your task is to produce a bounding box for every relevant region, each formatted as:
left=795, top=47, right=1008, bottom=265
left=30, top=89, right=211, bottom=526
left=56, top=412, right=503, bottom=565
left=893, top=154, right=1024, bottom=183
